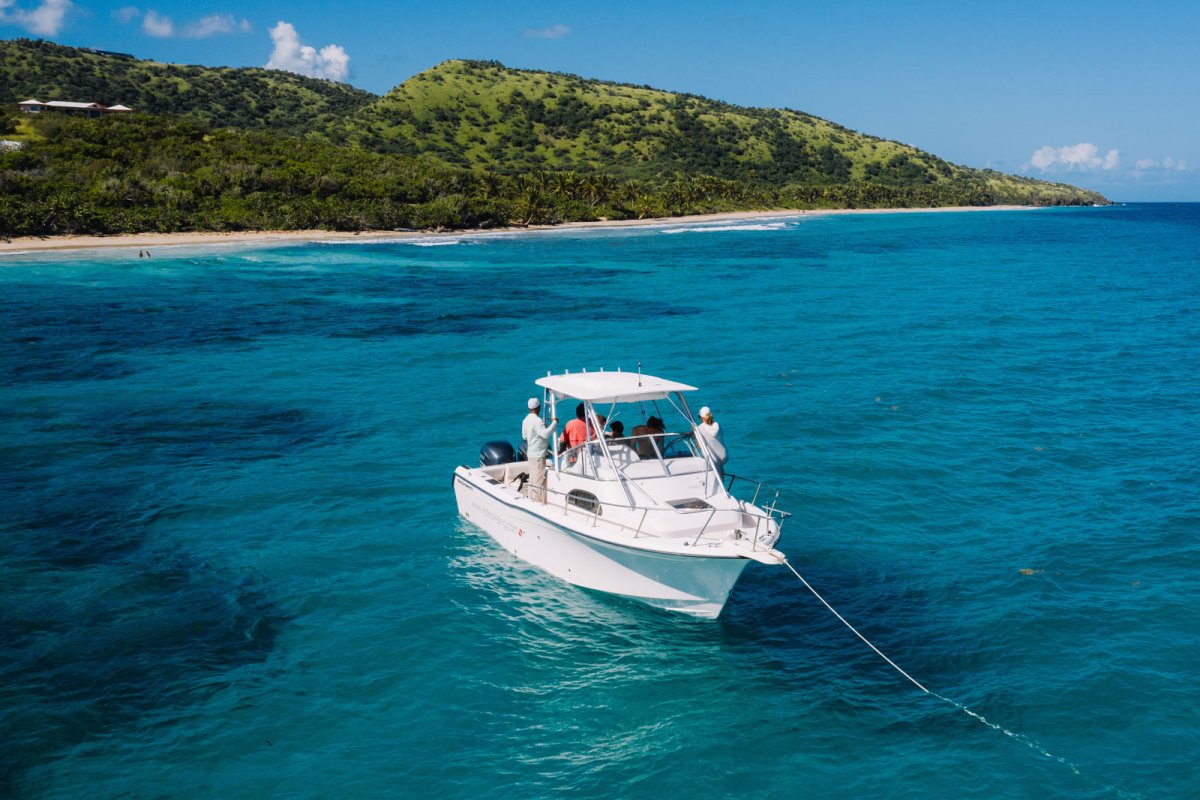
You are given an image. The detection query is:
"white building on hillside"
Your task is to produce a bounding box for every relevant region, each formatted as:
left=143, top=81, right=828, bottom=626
left=17, top=99, right=134, bottom=117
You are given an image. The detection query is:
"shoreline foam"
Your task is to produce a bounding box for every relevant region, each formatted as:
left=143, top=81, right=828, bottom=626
left=0, top=205, right=1036, bottom=254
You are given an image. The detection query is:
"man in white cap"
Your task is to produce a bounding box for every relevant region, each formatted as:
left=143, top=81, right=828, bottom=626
left=522, top=398, right=557, bottom=502
left=696, top=406, right=727, bottom=479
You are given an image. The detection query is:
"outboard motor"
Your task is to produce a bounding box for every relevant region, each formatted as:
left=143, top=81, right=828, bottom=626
left=480, top=440, right=517, bottom=467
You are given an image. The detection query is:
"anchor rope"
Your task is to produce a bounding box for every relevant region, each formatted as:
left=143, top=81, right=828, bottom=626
left=781, top=558, right=929, bottom=693
left=779, top=557, right=1105, bottom=786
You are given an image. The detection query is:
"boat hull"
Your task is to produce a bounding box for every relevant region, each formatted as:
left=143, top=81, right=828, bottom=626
left=453, top=469, right=751, bottom=618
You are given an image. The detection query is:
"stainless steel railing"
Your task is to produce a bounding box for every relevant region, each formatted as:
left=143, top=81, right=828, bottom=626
left=490, top=466, right=789, bottom=553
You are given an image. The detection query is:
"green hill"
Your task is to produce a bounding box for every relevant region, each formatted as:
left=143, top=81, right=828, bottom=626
left=2, top=40, right=1102, bottom=205
left=341, top=59, right=1097, bottom=204
left=0, top=38, right=373, bottom=135
left=348, top=58, right=942, bottom=182
left=0, top=41, right=1107, bottom=237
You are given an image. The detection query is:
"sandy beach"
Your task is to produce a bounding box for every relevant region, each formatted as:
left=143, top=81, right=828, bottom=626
left=0, top=205, right=1035, bottom=254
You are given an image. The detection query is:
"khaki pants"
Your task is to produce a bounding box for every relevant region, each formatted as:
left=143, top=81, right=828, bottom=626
left=529, top=454, right=547, bottom=503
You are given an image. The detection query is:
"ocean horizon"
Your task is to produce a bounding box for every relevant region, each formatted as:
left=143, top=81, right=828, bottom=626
left=2, top=203, right=1196, bottom=798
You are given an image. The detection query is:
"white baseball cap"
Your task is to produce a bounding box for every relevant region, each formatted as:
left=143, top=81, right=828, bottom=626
left=528, top=397, right=540, bottom=409
left=699, top=406, right=711, bottom=417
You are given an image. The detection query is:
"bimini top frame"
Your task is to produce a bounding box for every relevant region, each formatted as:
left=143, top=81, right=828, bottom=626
left=536, top=368, right=697, bottom=405
left=538, top=368, right=727, bottom=507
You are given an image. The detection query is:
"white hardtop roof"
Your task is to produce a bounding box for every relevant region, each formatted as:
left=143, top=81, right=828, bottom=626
left=536, top=370, right=697, bottom=404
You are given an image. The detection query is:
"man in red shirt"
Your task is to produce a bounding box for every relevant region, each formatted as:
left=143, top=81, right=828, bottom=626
left=560, top=403, right=588, bottom=451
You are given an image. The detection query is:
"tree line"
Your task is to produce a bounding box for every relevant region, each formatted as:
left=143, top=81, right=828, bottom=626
left=0, top=113, right=1101, bottom=239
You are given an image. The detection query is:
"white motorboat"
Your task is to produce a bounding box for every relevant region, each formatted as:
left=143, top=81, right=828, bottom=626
left=452, top=368, right=788, bottom=618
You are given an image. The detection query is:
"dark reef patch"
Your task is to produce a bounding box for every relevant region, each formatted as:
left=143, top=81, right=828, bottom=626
left=0, top=478, right=285, bottom=796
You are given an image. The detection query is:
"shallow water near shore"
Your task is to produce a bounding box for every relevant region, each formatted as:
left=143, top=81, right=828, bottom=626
left=2, top=205, right=1197, bottom=798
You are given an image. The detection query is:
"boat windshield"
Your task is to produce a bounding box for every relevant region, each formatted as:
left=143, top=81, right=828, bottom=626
left=552, top=391, right=712, bottom=479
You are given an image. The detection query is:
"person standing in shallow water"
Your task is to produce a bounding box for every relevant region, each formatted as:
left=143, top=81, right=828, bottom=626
left=697, top=406, right=727, bottom=479
left=522, top=398, right=557, bottom=503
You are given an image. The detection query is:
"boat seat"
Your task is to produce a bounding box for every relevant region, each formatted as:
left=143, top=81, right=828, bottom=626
left=490, top=461, right=531, bottom=486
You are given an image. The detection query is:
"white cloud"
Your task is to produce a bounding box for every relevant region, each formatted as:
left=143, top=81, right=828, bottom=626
left=1134, top=157, right=1188, bottom=172
left=142, top=8, right=172, bottom=37
left=0, top=0, right=73, bottom=35
left=134, top=8, right=250, bottom=38
left=113, top=5, right=139, bottom=24
left=183, top=13, right=250, bottom=38
left=1029, top=143, right=1120, bottom=172
left=265, top=21, right=350, bottom=82
left=524, top=23, right=571, bottom=39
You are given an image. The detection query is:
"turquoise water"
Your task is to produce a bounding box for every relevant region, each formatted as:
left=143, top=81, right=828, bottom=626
left=2, top=205, right=1197, bottom=798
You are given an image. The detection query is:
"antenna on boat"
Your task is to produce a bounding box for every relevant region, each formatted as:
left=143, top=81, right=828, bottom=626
left=637, top=361, right=642, bottom=387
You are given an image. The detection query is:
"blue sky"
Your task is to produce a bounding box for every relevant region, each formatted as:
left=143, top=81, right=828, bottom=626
left=3, top=0, right=1197, bottom=201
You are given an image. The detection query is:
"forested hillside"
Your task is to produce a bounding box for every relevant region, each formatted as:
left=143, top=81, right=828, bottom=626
left=0, top=40, right=1106, bottom=237
left=346, top=59, right=952, bottom=183
left=0, top=112, right=882, bottom=236
left=0, top=38, right=373, bottom=135
left=340, top=59, right=1090, bottom=205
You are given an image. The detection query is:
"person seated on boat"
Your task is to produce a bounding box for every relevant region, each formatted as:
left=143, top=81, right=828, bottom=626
left=696, top=405, right=727, bottom=478
left=560, top=403, right=588, bottom=451
left=630, top=423, right=649, bottom=456
left=579, top=414, right=608, bottom=458
left=631, top=416, right=665, bottom=458
left=522, top=398, right=557, bottom=503
left=603, top=420, right=639, bottom=462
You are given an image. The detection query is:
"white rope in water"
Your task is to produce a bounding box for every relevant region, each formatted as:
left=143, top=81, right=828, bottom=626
left=782, top=558, right=930, bottom=693
left=781, top=557, right=1094, bottom=782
